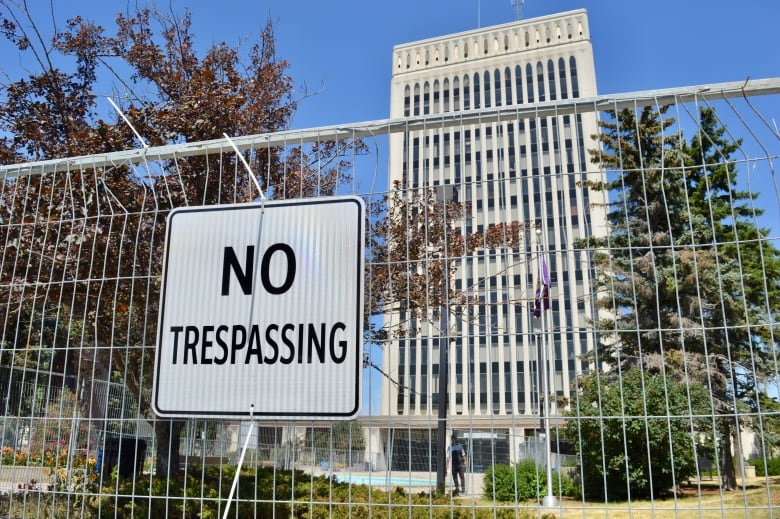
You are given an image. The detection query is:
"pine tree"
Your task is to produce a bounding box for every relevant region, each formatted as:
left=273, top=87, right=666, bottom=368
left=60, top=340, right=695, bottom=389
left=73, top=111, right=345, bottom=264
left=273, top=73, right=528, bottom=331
left=583, top=105, right=780, bottom=492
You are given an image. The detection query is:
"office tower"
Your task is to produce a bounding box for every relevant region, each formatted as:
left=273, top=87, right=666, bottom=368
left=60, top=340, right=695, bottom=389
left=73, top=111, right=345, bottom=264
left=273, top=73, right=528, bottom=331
left=381, top=9, right=607, bottom=469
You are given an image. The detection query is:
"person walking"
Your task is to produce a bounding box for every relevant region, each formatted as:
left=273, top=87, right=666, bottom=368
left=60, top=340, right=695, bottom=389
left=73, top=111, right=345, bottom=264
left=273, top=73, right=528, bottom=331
left=446, top=432, right=467, bottom=495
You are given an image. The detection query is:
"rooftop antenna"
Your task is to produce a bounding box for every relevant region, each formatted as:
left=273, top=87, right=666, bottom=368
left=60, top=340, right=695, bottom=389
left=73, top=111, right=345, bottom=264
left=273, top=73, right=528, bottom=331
left=511, top=0, right=524, bottom=20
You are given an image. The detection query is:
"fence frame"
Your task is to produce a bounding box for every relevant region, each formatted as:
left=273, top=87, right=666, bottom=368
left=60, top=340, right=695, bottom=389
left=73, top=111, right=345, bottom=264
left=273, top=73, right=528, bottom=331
left=1, top=78, right=778, bottom=178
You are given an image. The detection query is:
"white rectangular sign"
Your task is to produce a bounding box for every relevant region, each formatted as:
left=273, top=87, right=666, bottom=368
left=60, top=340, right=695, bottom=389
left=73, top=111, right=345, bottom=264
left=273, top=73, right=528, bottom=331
left=153, top=196, right=364, bottom=419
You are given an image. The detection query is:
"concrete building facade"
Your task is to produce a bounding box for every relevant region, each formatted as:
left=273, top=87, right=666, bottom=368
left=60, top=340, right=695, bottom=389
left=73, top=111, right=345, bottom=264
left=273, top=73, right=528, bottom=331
left=380, top=9, right=607, bottom=470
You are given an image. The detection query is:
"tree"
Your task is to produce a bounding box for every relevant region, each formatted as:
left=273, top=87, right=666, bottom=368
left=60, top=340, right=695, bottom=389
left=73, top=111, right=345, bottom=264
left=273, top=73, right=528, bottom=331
left=567, top=368, right=713, bottom=500
left=0, top=2, right=349, bottom=478
left=681, top=107, right=780, bottom=485
left=307, top=421, right=365, bottom=454
left=0, top=2, right=522, bottom=480
left=584, top=105, right=780, bottom=490
left=365, top=181, right=524, bottom=341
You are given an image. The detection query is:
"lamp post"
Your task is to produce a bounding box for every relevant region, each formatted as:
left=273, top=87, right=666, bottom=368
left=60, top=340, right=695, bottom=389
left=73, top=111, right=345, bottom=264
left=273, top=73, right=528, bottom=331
left=435, top=255, right=450, bottom=495
left=535, top=227, right=557, bottom=508
left=435, top=311, right=449, bottom=494
left=433, top=185, right=453, bottom=496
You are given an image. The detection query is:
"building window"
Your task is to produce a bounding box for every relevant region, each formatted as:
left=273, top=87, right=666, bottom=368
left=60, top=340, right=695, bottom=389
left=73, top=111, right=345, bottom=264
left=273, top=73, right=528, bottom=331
left=536, top=62, right=545, bottom=102
left=463, top=74, right=470, bottom=110
left=473, top=73, right=480, bottom=109
left=547, top=60, right=556, bottom=101
left=525, top=64, right=534, bottom=103
left=404, top=85, right=411, bottom=117
left=494, top=69, right=502, bottom=107
left=453, top=76, right=460, bottom=111
left=540, top=119, right=549, bottom=153
left=570, top=56, right=580, bottom=98
left=443, top=78, right=450, bottom=112
left=507, top=122, right=516, bottom=174
left=423, top=81, right=430, bottom=115
left=504, top=67, right=512, bottom=106
left=515, top=65, right=523, bottom=104
left=483, top=71, right=491, bottom=108
left=558, top=58, right=568, bottom=99
left=413, top=83, right=420, bottom=116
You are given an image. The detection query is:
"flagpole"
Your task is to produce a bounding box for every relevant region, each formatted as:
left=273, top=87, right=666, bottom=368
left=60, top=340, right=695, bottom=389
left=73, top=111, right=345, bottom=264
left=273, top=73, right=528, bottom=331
left=536, top=227, right=557, bottom=508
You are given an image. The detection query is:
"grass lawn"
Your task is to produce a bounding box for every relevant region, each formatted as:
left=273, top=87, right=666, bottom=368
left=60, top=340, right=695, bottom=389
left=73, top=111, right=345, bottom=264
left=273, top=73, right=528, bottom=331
left=530, top=478, right=780, bottom=518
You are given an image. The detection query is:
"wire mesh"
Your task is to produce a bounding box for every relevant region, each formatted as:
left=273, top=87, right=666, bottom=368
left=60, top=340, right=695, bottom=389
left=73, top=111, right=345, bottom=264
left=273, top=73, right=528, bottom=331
left=0, top=79, right=777, bottom=517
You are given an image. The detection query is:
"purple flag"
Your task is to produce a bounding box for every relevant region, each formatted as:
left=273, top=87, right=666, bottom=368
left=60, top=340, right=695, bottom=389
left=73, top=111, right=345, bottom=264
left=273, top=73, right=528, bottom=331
left=533, top=254, right=550, bottom=318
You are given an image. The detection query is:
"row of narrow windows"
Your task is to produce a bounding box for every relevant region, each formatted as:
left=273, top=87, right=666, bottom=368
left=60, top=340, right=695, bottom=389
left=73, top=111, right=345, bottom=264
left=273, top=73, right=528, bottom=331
left=403, top=57, right=580, bottom=117
left=395, top=358, right=582, bottom=415
left=396, top=20, right=585, bottom=69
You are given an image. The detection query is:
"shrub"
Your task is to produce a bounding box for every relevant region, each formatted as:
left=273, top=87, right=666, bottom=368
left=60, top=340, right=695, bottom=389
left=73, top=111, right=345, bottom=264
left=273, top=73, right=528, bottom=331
left=484, top=460, right=576, bottom=502
left=751, top=457, right=780, bottom=477
left=84, top=466, right=545, bottom=519
left=567, top=369, right=714, bottom=501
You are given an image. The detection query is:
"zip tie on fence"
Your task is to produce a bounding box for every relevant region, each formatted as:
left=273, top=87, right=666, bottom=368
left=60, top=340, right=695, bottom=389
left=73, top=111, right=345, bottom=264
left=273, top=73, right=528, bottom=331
left=223, top=404, right=255, bottom=519
left=223, top=133, right=267, bottom=201
left=106, top=97, right=149, bottom=150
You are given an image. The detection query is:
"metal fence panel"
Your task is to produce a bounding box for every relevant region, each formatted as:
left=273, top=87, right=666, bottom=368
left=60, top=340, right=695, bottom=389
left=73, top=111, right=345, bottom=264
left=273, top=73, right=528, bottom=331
left=0, top=79, right=778, bottom=517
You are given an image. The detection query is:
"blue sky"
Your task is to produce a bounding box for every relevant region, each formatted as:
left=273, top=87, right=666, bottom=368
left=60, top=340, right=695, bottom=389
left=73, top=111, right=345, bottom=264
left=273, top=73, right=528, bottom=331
left=3, top=1, right=777, bottom=127
left=223, top=0, right=780, bottom=129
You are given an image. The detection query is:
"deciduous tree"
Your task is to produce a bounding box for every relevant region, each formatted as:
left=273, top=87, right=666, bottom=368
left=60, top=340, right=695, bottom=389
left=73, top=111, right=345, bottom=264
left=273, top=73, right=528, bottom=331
left=567, top=368, right=713, bottom=500
left=0, top=2, right=521, bottom=481
left=0, top=2, right=334, bottom=478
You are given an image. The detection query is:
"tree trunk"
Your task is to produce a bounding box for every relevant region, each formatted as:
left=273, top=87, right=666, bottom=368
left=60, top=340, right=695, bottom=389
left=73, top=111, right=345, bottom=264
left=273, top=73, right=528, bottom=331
left=155, top=420, right=185, bottom=478
left=719, top=422, right=737, bottom=490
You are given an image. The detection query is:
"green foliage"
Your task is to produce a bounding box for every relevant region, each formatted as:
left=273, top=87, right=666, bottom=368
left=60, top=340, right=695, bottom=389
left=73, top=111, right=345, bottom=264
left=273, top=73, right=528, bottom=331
left=306, top=421, right=366, bottom=453
left=567, top=368, right=714, bottom=501
left=77, top=465, right=542, bottom=518
left=484, top=460, right=576, bottom=502
left=585, top=104, right=780, bottom=490
left=750, top=457, right=780, bottom=477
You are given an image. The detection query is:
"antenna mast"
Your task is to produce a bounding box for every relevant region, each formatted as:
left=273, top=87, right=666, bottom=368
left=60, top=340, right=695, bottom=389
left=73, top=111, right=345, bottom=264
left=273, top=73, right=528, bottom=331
left=511, top=0, right=524, bottom=20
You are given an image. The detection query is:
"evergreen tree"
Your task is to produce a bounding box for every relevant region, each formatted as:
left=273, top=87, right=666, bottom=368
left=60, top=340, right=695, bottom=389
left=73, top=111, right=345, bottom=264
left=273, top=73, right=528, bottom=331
left=682, top=107, right=780, bottom=486
left=583, top=105, right=780, bottom=491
